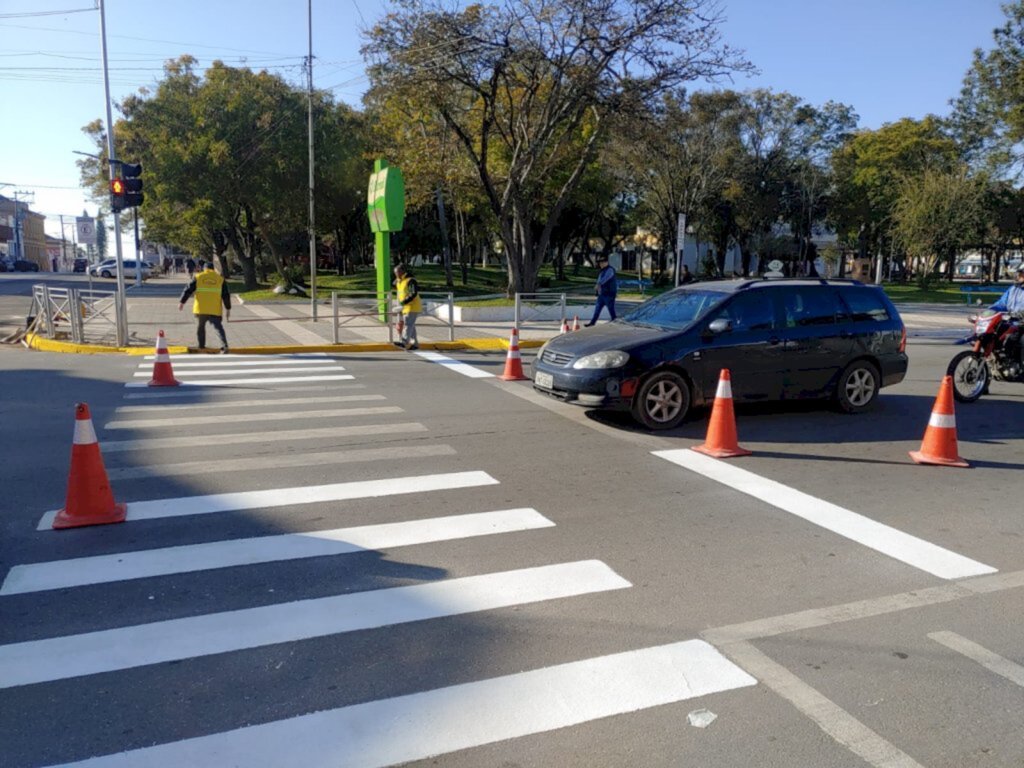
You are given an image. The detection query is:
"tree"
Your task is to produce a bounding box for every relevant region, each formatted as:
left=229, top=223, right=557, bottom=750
left=363, top=0, right=750, bottom=293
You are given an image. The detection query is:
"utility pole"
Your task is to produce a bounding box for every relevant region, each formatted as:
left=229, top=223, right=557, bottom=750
left=306, top=0, right=317, bottom=320
left=97, top=0, right=128, bottom=345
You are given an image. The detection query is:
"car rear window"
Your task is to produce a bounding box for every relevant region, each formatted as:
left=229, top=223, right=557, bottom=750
left=841, top=289, right=891, bottom=322
left=621, top=289, right=725, bottom=330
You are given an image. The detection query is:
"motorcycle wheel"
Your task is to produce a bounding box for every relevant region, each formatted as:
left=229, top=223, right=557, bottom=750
left=947, top=350, right=989, bottom=403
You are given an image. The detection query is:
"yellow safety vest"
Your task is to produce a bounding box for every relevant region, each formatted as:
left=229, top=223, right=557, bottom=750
left=396, top=276, right=422, bottom=314
left=193, top=270, right=225, bottom=316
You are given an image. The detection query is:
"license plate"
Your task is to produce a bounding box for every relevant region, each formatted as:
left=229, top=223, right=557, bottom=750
left=535, top=371, right=554, bottom=389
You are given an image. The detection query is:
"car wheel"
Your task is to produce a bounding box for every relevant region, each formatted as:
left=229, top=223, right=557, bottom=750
left=835, top=360, right=880, bottom=413
left=631, top=370, right=690, bottom=430
left=101, top=270, right=112, bottom=278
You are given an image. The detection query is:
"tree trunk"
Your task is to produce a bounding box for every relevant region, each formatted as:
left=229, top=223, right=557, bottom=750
left=436, top=187, right=454, bottom=289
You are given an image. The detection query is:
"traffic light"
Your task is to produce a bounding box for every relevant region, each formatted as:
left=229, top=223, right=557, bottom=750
left=110, top=177, right=125, bottom=212
left=121, top=162, right=144, bottom=209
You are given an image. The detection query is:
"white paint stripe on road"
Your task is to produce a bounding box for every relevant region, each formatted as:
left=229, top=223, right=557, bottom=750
left=413, top=350, right=495, bottom=378
left=652, top=449, right=997, bottom=580
left=928, top=631, right=1024, bottom=688
left=244, top=304, right=333, bottom=345
left=104, top=405, right=402, bottom=429
left=45, top=640, right=753, bottom=768
left=104, top=444, right=457, bottom=481
left=67, top=421, right=426, bottom=455
left=125, top=374, right=355, bottom=387
left=132, top=366, right=347, bottom=377
left=720, top=641, right=923, bottom=768
left=138, top=358, right=339, bottom=368
left=143, top=353, right=332, bottom=360
left=38, top=470, right=496, bottom=529
left=122, top=384, right=365, bottom=400
left=115, top=394, right=385, bottom=413
left=0, top=560, right=630, bottom=689
left=6, top=508, right=553, bottom=594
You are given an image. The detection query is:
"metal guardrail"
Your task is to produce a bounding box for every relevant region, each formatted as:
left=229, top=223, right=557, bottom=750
left=328, top=290, right=455, bottom=343
left=29, top=284, right=118, bottom=344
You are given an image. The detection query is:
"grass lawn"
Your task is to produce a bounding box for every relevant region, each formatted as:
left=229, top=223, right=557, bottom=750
left=881, top=282, right=1007, bottom=305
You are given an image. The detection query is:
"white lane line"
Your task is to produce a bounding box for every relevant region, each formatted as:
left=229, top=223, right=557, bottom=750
left=115, top=394, right=385, bottom=413
left=45, top=640, right=754, bottom=768
left=6, top=509, right=554, bottom=595
left=38, top=470, right=496, bottom=529
left=653, top=449, right=997, bottom=580
left=132, top=366, right=347, bottom=377
left=721, top=641, right=923, bottom=768
left=928, top=631, right=1024, bottom=688
left=122, top=384, right=365, bottom=400
left=138, top=359, right=339, bottom=368
left=72, top=421, right=426, bottom=454
left=0, top=560, right=630, bottom=689
left=105, top=444, right=457, bottom=481
left=413, top=350, right=495, bottom=378
left=125, top=374, right=355, bottom=387
left=104, top=405, right=402, bottom=429
left=142, top=353, right=332, bottom=360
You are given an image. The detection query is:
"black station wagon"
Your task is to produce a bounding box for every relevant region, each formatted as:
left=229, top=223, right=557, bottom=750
left=532, top=278, right=908, bottom=430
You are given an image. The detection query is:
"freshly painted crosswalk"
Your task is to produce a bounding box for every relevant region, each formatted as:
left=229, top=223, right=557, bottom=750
left=121, top=383, right=366, bottom=400
left=132, top=365, right=348, bottom=377
left=125, top=374, right=356, bottom=387
left=413, top=350, right=495, bottom=378
left=114, top=393, right=385, bottom=412
left=103, top=405, right=402, bottom=429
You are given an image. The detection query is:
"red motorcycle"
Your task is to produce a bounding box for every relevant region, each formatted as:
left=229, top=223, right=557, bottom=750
left=947, top=310, right=1024, bottom=402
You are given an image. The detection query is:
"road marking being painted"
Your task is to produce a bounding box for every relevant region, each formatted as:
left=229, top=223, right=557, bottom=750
left=142, top=353, right=333, bottom=360
left=132, top=366, right=347, bottom=378
left=928, top=631, right=1024, bottom=688
left=0, top=560, right=630, bottom=688
left=137, top=358, right=339, bottom=368
left=43, top=640, right=753, bottom=767
left=37, top=470, right=497, bottom=529
left=65, top=421, right=426, bottom=455
left=6, top=508, right=553, bottom=595
left=413, top=350, right=494, bottom=378
left=104, top=405, right=402, bottom=430
left=115, top=394, right=385, bottom=413
left=105, top=444, right=456, bottom=481
left=125, top=374, right=355, bottom=387
left=121, top=384, right=366, bottom=400
left=652, top=449, right=997, bottom=580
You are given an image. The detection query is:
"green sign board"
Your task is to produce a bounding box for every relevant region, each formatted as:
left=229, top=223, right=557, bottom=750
left=367, top=163, right=405, bottom=233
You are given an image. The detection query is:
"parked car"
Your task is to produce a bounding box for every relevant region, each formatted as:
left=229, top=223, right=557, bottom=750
left=8, top=258, right=40, bottom=272
left=0, top=259, right=7, bottom=272
left=532, top=278, right=909, bottom=430
left=72, top=258, right=88, bottom=273
left=88, top=259, right=151, bottom=279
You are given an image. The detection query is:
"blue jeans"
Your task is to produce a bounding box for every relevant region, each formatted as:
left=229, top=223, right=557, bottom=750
left=588, top=294, right=616, bottom=325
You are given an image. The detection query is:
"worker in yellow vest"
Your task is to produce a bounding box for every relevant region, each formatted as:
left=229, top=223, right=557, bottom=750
left=393, top=264, right=421, bottom=350
left=178, top=260, right=230, bottom=353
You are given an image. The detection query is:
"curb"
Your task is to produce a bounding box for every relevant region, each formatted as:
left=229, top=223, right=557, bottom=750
left=25, top=334, right=544, bottom=356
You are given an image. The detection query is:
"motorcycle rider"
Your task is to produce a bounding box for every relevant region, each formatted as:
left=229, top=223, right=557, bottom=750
left=990, top=263, right=1024, bottom=314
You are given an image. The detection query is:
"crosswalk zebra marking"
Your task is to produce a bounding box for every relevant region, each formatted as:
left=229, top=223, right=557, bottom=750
left=121, top=384, right=366, bottom=400
left=104, top=444, right=457, bottom=482
left=5, top=508, right=553, bottom=594
left=37, top=470, right=498, bottom=529
left=413, top=351, right=495, bottom=378
left=104, top=405, right=403, bottom=430
left=142, top=353, right=334, bottom=360
left=132, top=366, right=347, bottom=378
left=115, top=394, right=386, bottom=413
left=137, top=359, right=339, bottom=368
left=0, top=560, right=629, bottom=689
left=125, top=374, right=356, bottom=387
left=41, top=640, right=754, bottom=767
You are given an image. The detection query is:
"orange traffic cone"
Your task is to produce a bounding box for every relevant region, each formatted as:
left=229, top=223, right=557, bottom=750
left=53, top=403, right=127, bottom=529
left=572, top=315, right=581, bottom=331
left=560, top=318, right=570, bottom=334
left=692, top=369, right=751, bottom=458
left=148, top=330, right=180, bottom=387
left=500, top=327, right=529, bottom=381
left=909, top=376, right=969, bottom=467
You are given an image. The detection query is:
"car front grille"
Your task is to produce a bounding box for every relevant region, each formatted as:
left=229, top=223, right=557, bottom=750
left=541, top=349, right=575, bottom=366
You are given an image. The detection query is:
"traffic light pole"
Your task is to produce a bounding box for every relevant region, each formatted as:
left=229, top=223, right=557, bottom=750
left=98, top=0, right=128, bottom=346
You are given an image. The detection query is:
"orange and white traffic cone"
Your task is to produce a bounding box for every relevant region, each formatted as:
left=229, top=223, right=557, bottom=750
left=572, top=315, right=581, bottom=331
left=52, top=403, right=127, bottom=529
left=560, top=318, right=570, bottom=334
left=909, top=376, right=969, bottom=467
left=148, top=330, right=180, bottom=387
left=500, top=327, right=529, bottom=381
left=692, top=369, right=751, bottom=458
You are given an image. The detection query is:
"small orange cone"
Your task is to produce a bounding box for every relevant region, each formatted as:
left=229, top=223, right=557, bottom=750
left=53, top=403, right=127, bottom=529
left=500, top=327, right=528, bottom=381
left=909, top=376, right=969, bottom=467
left=560, top=318, right=570, bottom=334
left=148, top=330, right=180, bottom=387
left=572, top=315, right=581, bottom=331
left=692, top=369, right=751, bottom=458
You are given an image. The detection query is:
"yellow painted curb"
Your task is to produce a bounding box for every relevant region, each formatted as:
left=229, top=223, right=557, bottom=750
left=26, top=334, right=188, bottom=356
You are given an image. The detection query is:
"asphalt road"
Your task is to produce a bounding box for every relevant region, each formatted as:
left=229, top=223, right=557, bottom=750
left=0, top=337, right=1022, bottom=768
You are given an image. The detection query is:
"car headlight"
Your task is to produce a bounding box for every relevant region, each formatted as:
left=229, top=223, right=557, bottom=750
left=572, top=350, right=630, bottom=369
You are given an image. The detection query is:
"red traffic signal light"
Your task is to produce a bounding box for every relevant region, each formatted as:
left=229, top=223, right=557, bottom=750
left=110, top=177, right=125, bottom=212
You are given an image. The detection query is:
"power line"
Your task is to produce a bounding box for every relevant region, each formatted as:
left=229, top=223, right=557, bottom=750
left=0, top=7, right=93, bottom=19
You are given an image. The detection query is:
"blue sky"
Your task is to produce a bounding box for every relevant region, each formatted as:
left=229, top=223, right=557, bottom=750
left=0, top=0, right=1010, bottom=246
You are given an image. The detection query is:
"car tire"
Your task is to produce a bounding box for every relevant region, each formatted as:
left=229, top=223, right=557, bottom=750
left=101, top=270, right=112, bottom=278
left=631, top=370, right=691, bottom=430
left=835, top=360, right=880, bottom=413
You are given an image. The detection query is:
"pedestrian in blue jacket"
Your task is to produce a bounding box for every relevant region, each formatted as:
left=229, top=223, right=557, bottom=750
left=990, top=264, right=1024, bottom=313
left=585, top=255, right=617, bottom=326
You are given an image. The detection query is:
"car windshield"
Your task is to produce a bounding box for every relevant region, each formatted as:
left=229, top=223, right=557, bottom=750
left=621, top=289, right=726, bottom=330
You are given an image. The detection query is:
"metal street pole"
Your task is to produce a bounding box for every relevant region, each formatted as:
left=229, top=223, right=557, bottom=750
left=134, top=207, right=142, bottom=288
left=98, top=0, right=128, bottom=345
left=307, top=0, right=318, bottom=320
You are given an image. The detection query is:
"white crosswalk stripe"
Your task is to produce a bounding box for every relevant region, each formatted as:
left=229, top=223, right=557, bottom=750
left=139, top=358, right=339, bottom=368
left=122, top=383, right=366, bottom=400
left=132, top=366, right=347, bottom=377
left=125, top=374, right=356, bottom=387
left=104, top=405, right=402, bottom=429
left=114, top=394, right=384, bottom=413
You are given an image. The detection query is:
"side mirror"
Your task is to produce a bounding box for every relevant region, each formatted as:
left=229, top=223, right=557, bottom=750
left=707, top=318, right=733, bottom=334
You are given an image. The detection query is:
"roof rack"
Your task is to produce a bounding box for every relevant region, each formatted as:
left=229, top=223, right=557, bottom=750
left=736, top=277, right=865, bottom=290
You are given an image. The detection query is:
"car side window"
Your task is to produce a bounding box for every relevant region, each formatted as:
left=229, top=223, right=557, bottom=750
left=780, top=287, right=837, bottom=328
left=840, top=289, right=891, bottom=322
left=710, top=292, right=775, bottom=331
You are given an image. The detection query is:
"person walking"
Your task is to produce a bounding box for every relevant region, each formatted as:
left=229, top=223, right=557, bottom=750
left=679, top=264, right=695, bottom=285
left=178, top=260, right=230, bottom=353
left=585, top=254, right=617, bottom=326
left=393, top=264, right=421, bottom=350
left=185, top=257, right=196, bottom=279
